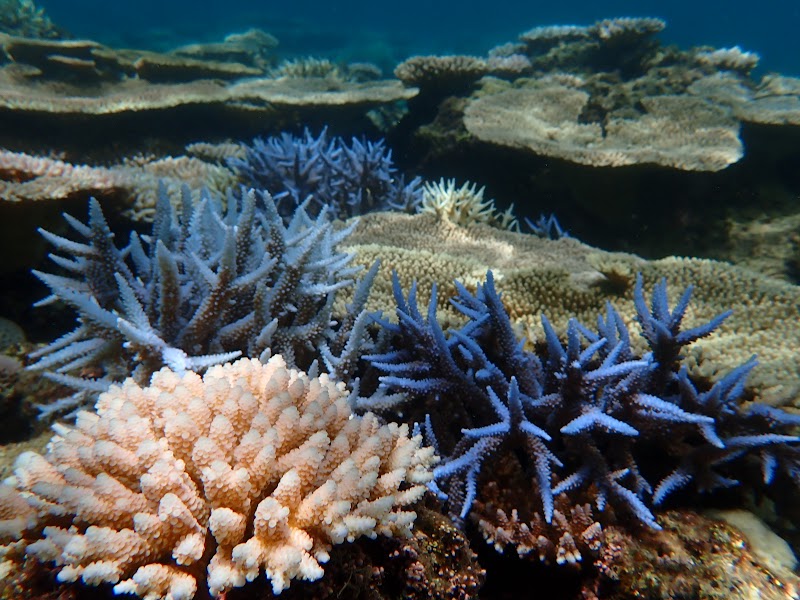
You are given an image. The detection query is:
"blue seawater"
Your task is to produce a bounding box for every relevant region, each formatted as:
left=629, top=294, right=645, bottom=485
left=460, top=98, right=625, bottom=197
left=38, top=0, right=799, bottom=75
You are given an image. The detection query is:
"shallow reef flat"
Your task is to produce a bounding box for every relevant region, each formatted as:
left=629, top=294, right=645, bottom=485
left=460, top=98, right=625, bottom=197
left=0, top=6, right=799, bottom=600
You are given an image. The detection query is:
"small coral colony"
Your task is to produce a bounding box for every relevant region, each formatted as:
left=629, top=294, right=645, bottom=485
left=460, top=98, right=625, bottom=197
left=1, top=4, right=800, bottom=600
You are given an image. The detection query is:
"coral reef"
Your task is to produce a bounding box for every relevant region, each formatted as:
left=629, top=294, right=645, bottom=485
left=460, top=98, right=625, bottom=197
left=0, top=33, right=417, bottom=150
left=0, top=11, right=799, bottom=599
left=0, top=355, right=436, bottom=598
left=29, top=185, right=360, bottom=418
left=395, top=17, right=800, bottom=173
left=229, top=128, right=423, bottom=220
left=357, top=269, right=800, bottom=548
left=341, top=212, right=800, bottom=404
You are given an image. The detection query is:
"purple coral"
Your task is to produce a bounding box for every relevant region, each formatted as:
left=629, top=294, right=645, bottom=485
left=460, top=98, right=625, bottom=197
left=229, top=128, right=423, bottom=220
left=360, top=270, right=800, bottom=532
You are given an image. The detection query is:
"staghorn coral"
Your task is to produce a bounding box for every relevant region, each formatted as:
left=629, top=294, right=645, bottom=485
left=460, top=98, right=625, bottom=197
left=229, top=128, right=423, bottom=220
left=524, top=214, right=570, bottom=240
left=419, top=178, right=518, bottom=231
left=357, top=269, right=800, bottom=554
left=29, top=185, right=361, bottom=419
left=341, top=212, right=800, bottom=405
left=0, top=355, right=437, bottom=598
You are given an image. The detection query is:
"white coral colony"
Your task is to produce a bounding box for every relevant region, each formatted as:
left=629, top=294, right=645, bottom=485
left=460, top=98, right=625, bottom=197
left=0, top=356, right=436, bottom=598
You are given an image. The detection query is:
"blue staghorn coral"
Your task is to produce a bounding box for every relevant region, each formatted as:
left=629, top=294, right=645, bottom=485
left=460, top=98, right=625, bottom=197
left=524, top=213, right=570, bottom=240
left=29, top=184, right=365, bottom=419
left=229, top=128, right=423, bottom=220
left=358, top=271, right=800, bottom=533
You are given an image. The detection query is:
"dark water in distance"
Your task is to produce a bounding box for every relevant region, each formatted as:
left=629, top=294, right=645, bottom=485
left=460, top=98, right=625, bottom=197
left=39, top=0, right=798, bottom=75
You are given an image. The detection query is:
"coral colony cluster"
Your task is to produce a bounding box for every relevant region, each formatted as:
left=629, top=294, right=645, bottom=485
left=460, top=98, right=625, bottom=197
left=229, top=128, right=424, bottom=220
left=1, top=117, right=800, bottom=597
left=358, top=272, right=800, bottom=556
left=2, top=125, right=800, bottom=599
left=28, top=184, right=363, bottom=419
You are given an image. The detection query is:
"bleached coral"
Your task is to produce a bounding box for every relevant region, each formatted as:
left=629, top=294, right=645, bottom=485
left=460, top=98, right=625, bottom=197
left=420, top=178, right=518, bottom=230
left=0, top=355, right=436, bottom=598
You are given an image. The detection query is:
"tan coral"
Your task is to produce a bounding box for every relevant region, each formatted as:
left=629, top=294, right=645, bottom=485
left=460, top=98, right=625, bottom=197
left=341, top=212, right=800, bottom=405
left=589, top=17, right=666, bottom=40
left=694, top=46, right=760, bottom=74
left=0, top=355, right=436, bottom=598
left=0, top=148, right=132, bottom=202
left=688, top=72, right=800, bottom=126
left=0, top=149, right=237, bottom=219
left=463, top=77, right=743, bottom=171
left=394, top=55, right=489, bottom=88
left=0, top=34, right=417, bottom=144
left=185, top=140, right=246, bottom=163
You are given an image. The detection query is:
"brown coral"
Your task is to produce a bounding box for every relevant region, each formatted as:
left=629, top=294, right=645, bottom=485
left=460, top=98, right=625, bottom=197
left=593, top=511, right=799, bottom=600
left=0, top=148, right=237, bottom=219
left=394, top=55, right=489, bottom=90
left=463, top=77, right=743, bottom=171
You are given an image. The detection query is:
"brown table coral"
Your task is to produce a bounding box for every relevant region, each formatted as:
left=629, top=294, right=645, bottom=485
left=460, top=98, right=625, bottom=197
left=464, top=76, right=743, bottom=171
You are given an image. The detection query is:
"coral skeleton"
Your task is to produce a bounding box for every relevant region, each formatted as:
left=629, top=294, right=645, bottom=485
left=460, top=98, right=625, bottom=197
left=0, top=356, right=436, bottom=598
left=29, top=184, right=361, bottom=419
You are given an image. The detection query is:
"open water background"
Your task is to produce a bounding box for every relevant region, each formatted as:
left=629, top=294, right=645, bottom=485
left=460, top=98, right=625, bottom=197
left=39, top=0, right=799, bottom=75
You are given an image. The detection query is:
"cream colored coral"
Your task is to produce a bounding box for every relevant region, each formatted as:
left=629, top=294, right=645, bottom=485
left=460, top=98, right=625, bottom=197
left=0, top=356, right=435, bottom=598
left=420, top=178, right=518, bottom=230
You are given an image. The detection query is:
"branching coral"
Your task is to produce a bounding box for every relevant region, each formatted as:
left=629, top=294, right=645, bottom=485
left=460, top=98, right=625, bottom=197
left=229, top=128, right=423, bottom=220
left=356, top=270, right=800, bottom=555
left=0, top=355, right=436, bottom=598
left=29, top=185, right=361, bottom=419
left=420, top=178, right=518, bottom=231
